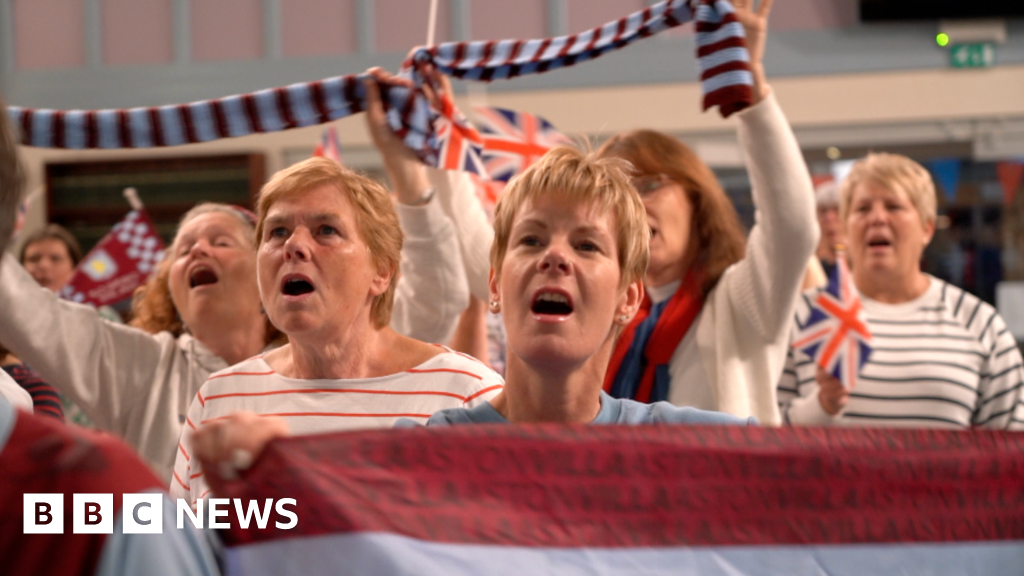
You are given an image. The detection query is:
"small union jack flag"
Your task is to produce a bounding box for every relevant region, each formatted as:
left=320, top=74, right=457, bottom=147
left=791, top=252, right=873, bottom=389
left=473, top=107, right=571, bottom=182
left=431, top=93, right=485, bottom=175
left=313, top=124, right=343, bottom=164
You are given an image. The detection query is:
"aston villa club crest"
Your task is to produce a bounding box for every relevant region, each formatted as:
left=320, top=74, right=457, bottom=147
left=81, top=249, right=118, bottom=282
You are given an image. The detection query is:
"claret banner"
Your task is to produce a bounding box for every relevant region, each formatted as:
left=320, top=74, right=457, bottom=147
left=209, top=424, right=1024, bottom=575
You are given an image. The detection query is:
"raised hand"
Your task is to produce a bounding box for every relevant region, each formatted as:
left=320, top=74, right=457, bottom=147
left=362, top=67, right=431, bottom=204
left=731, top=0, right=773, bottom=103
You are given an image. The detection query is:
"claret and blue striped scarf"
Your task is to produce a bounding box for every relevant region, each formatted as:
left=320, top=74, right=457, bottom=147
left=8, top=0, right=753, bottom=173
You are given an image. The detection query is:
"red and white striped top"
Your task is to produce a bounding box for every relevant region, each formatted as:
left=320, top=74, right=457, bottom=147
left=170, top=348, right=503, bottom=505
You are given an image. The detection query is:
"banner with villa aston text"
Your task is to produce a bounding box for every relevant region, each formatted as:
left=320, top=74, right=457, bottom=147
left=210, top=423, right=1024, bottom=576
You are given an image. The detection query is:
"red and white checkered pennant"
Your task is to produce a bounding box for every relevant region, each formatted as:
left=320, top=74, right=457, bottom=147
left=60, top=210, right=165, bottom=307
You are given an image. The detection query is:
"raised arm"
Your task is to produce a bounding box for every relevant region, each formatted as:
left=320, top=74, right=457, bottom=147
left=0, top=253, right=167, bottom=433
left=718, top=0, right=818, bottom=342
left=364, top=69, right=469, bottom=343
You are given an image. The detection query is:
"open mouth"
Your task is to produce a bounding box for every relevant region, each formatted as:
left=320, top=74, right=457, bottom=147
left=282, top=275, right=315, bottom=296
left=649, top=226, right=658, bottom=240
left=531, top=290, right=573, bottom=316
left=189, top=267, right=219, bottom=288
left=867, top=238, right=892, bottom=248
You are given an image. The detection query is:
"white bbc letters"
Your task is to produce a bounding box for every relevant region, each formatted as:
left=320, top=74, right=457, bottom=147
left=23, top=494, right=297, bottom=534
left=178, top=498, right=203, bottom=529
left=208, top=498, right=231, bottom=529
left=275, top=498, right=298, bottom=529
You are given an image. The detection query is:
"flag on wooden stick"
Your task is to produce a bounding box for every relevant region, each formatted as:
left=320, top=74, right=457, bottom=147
left=791, top=249, right=873, bottom=388
left=59, top=189, right=165, bottom=307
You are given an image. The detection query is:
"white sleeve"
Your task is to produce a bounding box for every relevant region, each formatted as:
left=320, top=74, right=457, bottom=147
left=0, top=253, right=166, bottom=431
left=428, top=168, right=494, bottom=302
left=0, top=369, right=31, bottom=411
left=724, top=91, right=820, bottom=344
left=390, top=199, right=470, bottom=344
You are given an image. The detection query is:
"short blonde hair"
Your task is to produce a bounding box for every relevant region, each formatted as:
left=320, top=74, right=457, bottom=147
left=839, top=153, right=937, bottom=226
left=255, top=157, right=402, bottom=329
left=491, top=146, right=649, bottom=289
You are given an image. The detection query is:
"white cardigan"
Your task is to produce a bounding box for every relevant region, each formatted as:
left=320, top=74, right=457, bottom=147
left=0, top=195, right=468, bottom=481
left=435, top=92, right=817, bottom=426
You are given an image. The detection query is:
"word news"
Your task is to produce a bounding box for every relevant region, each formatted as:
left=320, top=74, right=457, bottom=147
left=23, top=494, right=297, bottom=534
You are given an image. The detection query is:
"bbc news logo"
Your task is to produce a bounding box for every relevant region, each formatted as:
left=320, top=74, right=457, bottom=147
left=23, top=494, right=297, bottom=534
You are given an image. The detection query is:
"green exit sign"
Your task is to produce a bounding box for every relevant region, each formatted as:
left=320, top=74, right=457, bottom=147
left=950, top=43, right=995, bottom=68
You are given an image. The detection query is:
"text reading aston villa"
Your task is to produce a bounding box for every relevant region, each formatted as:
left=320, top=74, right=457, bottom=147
left=22, top=494, right=297, bottom=534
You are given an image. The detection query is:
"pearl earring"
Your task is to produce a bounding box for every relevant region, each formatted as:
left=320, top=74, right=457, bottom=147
left=489, top=301, right=499, bottom=310
left=619, top=315, right=629, bottom=323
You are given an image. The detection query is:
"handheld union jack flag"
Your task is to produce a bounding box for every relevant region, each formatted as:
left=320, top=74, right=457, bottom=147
left=432, top=94, right=485, bottom=175
left=791, top=252, right=873, bottom=389
left=473, top=107, right=571, bottom=182
left=313, top=124, right=343, bottom=164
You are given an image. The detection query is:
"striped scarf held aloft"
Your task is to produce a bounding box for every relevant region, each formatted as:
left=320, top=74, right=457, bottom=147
left=8, top=0, right=752, bottom=173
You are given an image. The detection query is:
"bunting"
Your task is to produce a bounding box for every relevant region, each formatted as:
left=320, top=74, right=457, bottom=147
left=998, top=161, right=1024, bottom=207
left=928, top=158, right=961, bottom=203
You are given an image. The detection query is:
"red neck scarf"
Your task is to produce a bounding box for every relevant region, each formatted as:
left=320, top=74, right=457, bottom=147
left=603, top=268, right=705, bottom=403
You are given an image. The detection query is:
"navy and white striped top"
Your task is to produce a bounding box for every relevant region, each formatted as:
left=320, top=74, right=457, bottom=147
left=778, top=276, right=1024, bottom=430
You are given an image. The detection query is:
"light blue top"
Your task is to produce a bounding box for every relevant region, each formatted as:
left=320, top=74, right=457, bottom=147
left=419, top=391, right=756, bottom=426
left=0, top=395, right=221, bottom=576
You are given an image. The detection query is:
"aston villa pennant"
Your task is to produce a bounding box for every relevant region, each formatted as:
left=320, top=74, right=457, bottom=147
left=60, top=209, right=165, bottom=307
